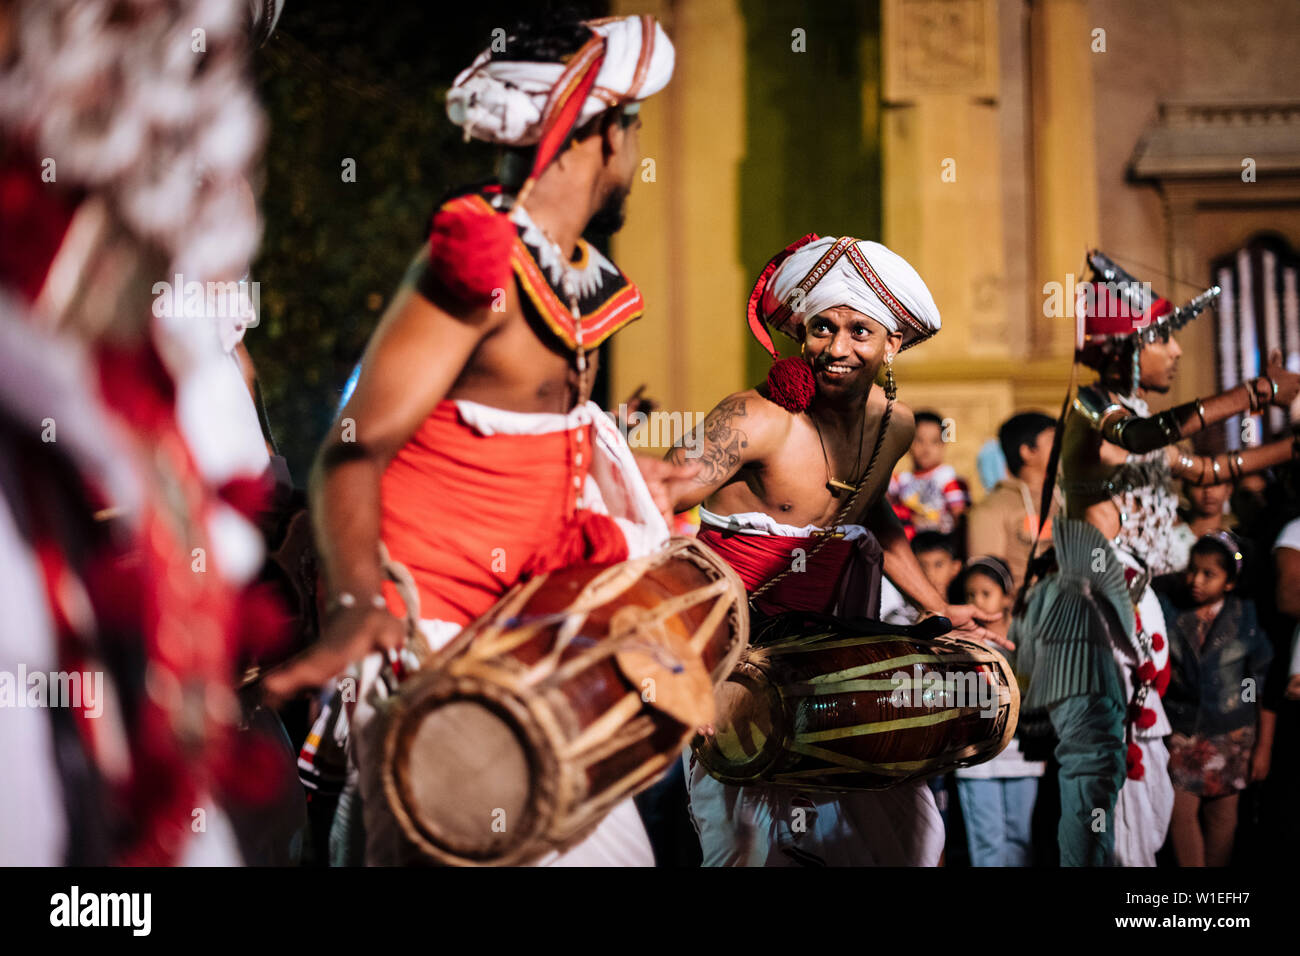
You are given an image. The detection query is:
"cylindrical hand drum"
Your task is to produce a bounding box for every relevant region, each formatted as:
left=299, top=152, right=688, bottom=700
left=382, top=536, right=748, bottom=866
left=692, top=612, right=1018, bottom=791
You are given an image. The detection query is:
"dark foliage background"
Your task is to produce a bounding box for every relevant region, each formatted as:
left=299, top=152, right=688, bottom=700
left=249, top=0, right=608, bottom=483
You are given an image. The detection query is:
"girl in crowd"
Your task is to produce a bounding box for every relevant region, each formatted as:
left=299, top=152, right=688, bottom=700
left=954, top=556, right=1045, bottom=866
left=1163, top=532, right=1274, bottom=866
left=1168, top=480, right=1233, bottom=572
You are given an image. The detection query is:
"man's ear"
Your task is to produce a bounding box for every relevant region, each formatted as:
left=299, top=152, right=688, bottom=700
left=886, top=330, right=903, bottom=361
left=600, top=111, right=624, bottom=162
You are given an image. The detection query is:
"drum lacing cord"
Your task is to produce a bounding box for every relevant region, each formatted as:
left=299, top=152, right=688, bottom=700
left=378, top=542, right=433, bottom=678
left=747, top=399, right=894, bottom=607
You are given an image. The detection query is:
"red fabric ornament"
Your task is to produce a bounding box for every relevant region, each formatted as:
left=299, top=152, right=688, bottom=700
left=1136, top=707, right=1158, bottom=729
left=218, top=474, right=275, bottom=523
left=1150, top=632, right=1164, bottom=652
left=427, top=202, right=515, bottom=307
left=764, top=356, right=817, bottom=413
left=1155, top=660, right=1172, bottom=697
left=527, top=44, right=606, bottom=184
left=1126, top=742, right=1145, bottom=781
left=746, top=233, right=821, bottom=357
left=236, top=582, right=296, bottom=660
left=212, top=728, right=294, bottom=806
left=96, top=341, right=178, bottom=434
left=0, top=146, right=80, bottom=303
left=81, top=549, right=147, bottom=634
left=1084, top=286, right=1173, bottom=338
left=1137, top=661, right=1157, bottom=684
left=520, top=509, right=629, bottom=579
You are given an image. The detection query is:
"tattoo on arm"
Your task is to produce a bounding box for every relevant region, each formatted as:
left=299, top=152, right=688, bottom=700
left=681, top=395, right=750, bottom=486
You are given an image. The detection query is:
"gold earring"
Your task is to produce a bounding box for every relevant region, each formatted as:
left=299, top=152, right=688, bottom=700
left=800, top=341, right=807, bottom=356
left=884, top=355, right=897, bottom=401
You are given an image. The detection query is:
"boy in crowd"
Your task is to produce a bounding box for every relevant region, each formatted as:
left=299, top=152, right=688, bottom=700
left=967, top=412, right=1060, bottom=590
left=889, top=411, right=970, bottom=540
left=911, top=530, right=964, bottom=603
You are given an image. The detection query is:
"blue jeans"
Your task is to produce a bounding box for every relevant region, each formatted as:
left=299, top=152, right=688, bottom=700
left=956, top=777, right=1038, bottom=866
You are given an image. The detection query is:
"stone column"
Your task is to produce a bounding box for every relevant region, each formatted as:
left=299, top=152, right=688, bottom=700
left=609, top=0, right=749, bottom=442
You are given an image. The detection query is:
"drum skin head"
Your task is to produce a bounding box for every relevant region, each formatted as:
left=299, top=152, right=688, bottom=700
left=404, top=702, right=530, bottom=850
left=383, top=670, right=559, bottom=866
left=692, top=661, right=786, bottom=784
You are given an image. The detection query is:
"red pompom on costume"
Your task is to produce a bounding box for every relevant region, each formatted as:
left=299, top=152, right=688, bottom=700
left=747, top=235, right=823, bottom=413
left=1126, top=742, right=1145, bottom=780
left=764, top=356, right=816, bottom=413
left=427, top=199, right=516, bottom=307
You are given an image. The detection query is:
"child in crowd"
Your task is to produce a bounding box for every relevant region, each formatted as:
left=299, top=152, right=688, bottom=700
left=911, top=530, right=964, bottom=603
left=1162, top=532, right=1274, bottom=867
left=889, top=411, right=970, bottom=540
left=1168, top=479, right=1233, bottom=572
left=906, top=531, right=968, bottom=860
left=953, top=556, right=1044, bottom=866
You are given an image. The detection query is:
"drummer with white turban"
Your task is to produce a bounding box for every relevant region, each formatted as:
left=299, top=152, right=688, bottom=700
left=664, top=233, right=1005, bottom=866
left=267, top=12, right=697, bottom=869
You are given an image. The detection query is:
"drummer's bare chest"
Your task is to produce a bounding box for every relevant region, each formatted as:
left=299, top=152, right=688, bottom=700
left=451, top=305, right=594, bottom=411
left=750, top=425, right=890, bottom=526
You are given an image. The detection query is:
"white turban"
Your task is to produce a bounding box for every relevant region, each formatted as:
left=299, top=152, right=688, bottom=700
left=446, top=15, right=675, bottom=146
left=749, top=235, right=942, bottom=356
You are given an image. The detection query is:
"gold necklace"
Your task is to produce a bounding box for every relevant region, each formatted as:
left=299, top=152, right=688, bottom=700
left=811, top=408, right=866, bottom=496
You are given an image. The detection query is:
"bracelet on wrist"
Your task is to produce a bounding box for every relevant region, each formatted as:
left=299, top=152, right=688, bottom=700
left=327, top=590, right=388, bottom=615
left=1226, top=453, right=1242, bottom=481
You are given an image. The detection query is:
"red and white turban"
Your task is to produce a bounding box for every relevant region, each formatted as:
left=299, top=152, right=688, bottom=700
left=447, top=15, right=674, bottom=147
left=748, top=234, right=942, bottom=357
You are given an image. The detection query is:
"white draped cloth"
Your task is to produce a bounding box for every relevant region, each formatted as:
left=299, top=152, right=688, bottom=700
left=759, top=236, right=942, bottom=351
left=446, top=15, right=675, bottom=146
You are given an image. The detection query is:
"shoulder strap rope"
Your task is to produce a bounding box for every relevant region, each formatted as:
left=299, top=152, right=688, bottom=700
left=748, top=399, right=894, bottom=606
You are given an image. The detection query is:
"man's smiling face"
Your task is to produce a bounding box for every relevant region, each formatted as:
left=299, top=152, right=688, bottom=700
left=802, top=306, right=901, bottom=398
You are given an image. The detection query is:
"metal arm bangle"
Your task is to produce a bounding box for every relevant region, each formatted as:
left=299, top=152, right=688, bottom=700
left=1154, top=410, right=1183, bottom=445
left=1194, top=399, right=1207, bottom=431
left=1211, top=457, right=1222, bottom=482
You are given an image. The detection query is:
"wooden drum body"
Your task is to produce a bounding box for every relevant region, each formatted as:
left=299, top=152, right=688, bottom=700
left=382, top=537, right=747, bottom=866
left=692, top=613, right=1019, bottom=791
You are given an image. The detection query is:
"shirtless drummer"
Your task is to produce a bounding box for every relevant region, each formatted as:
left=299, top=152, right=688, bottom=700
left=667, top=234, right=1006, bottom=866
left=266, top=13, right=698, bottom=866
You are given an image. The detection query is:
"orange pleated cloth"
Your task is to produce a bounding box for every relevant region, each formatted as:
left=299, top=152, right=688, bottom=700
left=379, top=400, right=628, bottom=625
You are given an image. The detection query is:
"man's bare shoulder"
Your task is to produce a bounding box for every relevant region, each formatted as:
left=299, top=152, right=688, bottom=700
left=695, top=388, right=793, bottom=463
left=885, top=397, right=916, bottom=444
left=721, top=387, right=798, bottom=436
